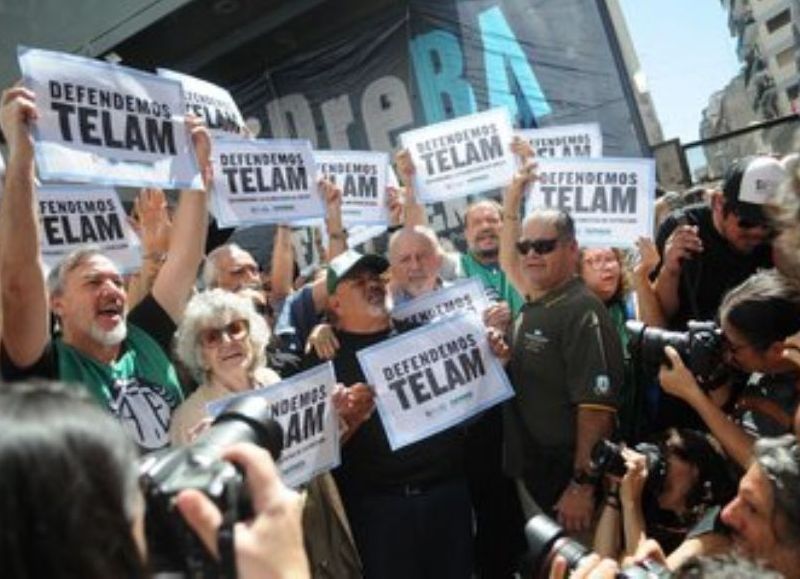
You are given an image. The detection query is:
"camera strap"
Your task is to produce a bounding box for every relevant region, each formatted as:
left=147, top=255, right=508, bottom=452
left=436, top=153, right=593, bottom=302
left=217, top=517, right=237, bottom=578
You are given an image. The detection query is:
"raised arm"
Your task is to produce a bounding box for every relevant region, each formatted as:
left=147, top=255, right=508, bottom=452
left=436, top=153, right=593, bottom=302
left=127, top=188, right=172, bottom=310
left=151, top=117, right=211, bottom=322
left=499, top=137, right=537, bottom=297
left=319, top=178, right=347, bottom=261
left=394, top=149, right=427, bottom=228
left=632, top=237, right=666, bottom=327
left=0, top=86, right=49, bottom=366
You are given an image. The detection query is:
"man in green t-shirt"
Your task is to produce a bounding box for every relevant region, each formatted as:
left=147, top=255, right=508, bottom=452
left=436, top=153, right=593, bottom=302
left=0, top=85, right=212, bottom=451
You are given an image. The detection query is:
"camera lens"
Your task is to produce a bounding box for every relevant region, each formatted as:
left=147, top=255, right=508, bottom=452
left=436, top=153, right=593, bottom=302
left=523, top=515, right=590, bottom=578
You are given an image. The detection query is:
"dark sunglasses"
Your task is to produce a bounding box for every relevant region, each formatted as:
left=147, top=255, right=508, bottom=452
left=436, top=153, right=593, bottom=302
left=515, top=237, right=560, bottom=256
left=727, top=204, right=770, bottom=230
left=200, top=319, right=250, bottom=348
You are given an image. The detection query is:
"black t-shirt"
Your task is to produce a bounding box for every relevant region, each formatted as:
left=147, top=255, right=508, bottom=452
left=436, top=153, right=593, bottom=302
left=655, top=204, right=772, bottom=330
left=301, top=324, right=466, bottom=491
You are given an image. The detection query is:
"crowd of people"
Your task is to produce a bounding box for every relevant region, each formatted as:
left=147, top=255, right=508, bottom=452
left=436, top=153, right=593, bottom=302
left=2, top=78, right=800, bottom=579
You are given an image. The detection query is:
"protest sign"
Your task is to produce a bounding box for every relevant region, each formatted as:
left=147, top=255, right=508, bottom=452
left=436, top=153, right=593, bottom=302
left=398, top=108, right=516, bottom=203
left=157, top=68, right=247, bottom=139
left=357, top=312, right=514, bottom=450
left=211, top=137, right=322, bottom=227
left=518, top=122, right=602, bottom=159
left=525, top=157, right=655, bottom=248
left=18, top=46, right=200, bottom=189
left=392, top=278, right=490, bottom=325
left=313, top=150, right=389, bottom=225
left=207, top=363, right=340, bottom=488
left=37, top=185, right=141, bottom=272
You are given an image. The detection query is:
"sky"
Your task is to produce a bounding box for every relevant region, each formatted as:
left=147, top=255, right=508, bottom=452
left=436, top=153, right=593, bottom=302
left=618, top=0, right=742, bottom=144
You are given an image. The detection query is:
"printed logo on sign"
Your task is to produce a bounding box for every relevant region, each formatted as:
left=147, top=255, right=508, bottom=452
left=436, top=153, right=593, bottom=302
left=593, top=374, right=611, bottom=397
left=108, top=377, right=175, bottom=450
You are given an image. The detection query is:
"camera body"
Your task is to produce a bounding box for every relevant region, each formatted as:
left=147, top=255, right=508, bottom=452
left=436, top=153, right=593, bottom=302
left=523, top=514, right=672, bottom=578
left=625, top=320, right=727, bottom=389
left=590, top=439, right=668, bottom=498
left=140, top=397, right=283, bottom=577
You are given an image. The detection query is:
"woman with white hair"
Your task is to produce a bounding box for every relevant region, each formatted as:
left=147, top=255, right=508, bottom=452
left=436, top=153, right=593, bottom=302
left=170, top=288, right=363, bottom=578
left=169, top=288, right=280, bottom=445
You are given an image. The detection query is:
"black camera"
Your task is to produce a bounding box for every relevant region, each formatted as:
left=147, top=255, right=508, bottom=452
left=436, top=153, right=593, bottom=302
left=625, top=320, right=727, bottom=389
left=140, top=396, right=283, bottom=577
left=590, top=439, right=668, bottom=498
left=522, top=514, right=671, bottom=578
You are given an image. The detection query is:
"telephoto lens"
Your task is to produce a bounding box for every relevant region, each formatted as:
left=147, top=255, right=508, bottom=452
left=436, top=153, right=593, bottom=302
left=522, top=514, right=591, bottom=578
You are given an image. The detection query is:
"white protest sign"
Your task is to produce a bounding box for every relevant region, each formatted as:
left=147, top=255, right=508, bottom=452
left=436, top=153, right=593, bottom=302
left=18, top=46, right=200, bottom=189
left=357, top=313, right=514, bottom=450
left=518, top=122, right=602, bottom=159
left=314, top=150, right=389, bottom=225
left=206, top=363, right=340, bottom=488
left=399, top=108, right=516, bottom=203
left=211, top=138, right=322, bottom=227
left=37, top=185, right=141, bottom=272
left=392, top=278, right=490, bottom=325
left=157, top=68, right=247, bottom=139
left=525, top=157, right=655, bottom=248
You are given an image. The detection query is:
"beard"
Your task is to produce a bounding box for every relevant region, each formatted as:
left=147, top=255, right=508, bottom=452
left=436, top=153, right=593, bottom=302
left=90, top=320, right=128, bottom=346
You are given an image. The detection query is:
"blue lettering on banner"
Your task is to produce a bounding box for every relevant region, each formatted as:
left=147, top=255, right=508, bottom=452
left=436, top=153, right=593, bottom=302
left=410, top=30, right=477, bottom=123
left=478, top=6, right=552, bottom=124
left=410, top=6, right=551, bottom=126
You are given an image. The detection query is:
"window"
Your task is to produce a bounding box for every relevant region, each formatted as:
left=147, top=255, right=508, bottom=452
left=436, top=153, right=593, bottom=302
left=766, top=9, right=791, bottom=34
left=776, top=46, right=797, bottom=69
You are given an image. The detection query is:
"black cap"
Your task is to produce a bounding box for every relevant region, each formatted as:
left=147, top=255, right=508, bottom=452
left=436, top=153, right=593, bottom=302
left=326, top=250, right=389, bottom=294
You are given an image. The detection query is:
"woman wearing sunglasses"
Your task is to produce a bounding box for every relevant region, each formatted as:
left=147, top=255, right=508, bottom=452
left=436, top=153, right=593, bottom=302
left=170, top=288, right=280, bottom=445
left=170, top=288, right=362, bottom=578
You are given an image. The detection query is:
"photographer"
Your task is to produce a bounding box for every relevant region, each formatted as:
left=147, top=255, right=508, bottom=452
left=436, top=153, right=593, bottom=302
left=0, top=380, right=310, bottom=579
left=592, top=429, right=736, bottom=560
left=659, top=270, right=800, bottom=468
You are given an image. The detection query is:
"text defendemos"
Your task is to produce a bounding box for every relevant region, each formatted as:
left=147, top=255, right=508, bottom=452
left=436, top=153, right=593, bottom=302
left=399, top=107, right=516, bottom=203
left=526, top=157, right=655, bottom=247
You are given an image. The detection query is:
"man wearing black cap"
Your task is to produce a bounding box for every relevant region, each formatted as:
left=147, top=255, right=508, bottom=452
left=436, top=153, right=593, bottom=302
left=304, top=249, right=472, bottom=579
left=653, top=156, right=786, bottom=330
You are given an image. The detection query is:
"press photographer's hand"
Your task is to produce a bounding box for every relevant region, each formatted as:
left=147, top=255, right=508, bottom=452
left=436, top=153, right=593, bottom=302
left=658, top=345, right=703, bottom=404
left=175, top=443, right=310, bottom=579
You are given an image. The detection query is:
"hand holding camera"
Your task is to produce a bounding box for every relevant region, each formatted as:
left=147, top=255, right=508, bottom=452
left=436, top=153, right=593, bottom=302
left=658, top=345, right=705, bottom=405
left=176, top=443, right=310, bottom=579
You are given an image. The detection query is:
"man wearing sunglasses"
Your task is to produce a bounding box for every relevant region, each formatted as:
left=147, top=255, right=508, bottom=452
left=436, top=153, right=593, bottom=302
left=498, top=161, right=623, bottom=535
left=654, top=156, right=786, bottom=331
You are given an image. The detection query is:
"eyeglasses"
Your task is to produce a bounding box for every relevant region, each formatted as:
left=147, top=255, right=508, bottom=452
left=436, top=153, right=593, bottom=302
left=723, top=335, right=751, bottom=355
left=200, top=319, right=250, bottom=348
left=516, top=237, right=560, bottom=256
left=582, top=254, right=620, bottom=271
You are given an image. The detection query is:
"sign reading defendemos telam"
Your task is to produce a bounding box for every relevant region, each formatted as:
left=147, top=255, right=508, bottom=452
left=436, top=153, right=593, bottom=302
left=210, top=138, right=323, bottom=227
left=518, top=123, right=602, bottom=159
left=18, top=46, right=201, bottom=189
left=392, top=278, right=490, bottom=326
left=37, top=185, right=141, bottom=272
left=399, top=107, right=517, bottom=203
left=206, top=363, right=340, bottom=488
left=525, top=157, right=655, bottom=247
left=357, top=312, right=514, bottom=450
left=313, top=150, right=389, bottom=226
left=157, top=68, right=247, bottom=140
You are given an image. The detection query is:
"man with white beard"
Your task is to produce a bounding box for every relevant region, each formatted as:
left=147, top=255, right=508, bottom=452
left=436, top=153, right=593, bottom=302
left=0, top=85, right=211, bottom=452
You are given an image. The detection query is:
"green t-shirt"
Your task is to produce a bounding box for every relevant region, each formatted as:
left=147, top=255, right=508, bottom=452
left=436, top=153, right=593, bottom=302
left=459, top=251, right=524, bottom=314
left=56, top=324, right=183, bottom=451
